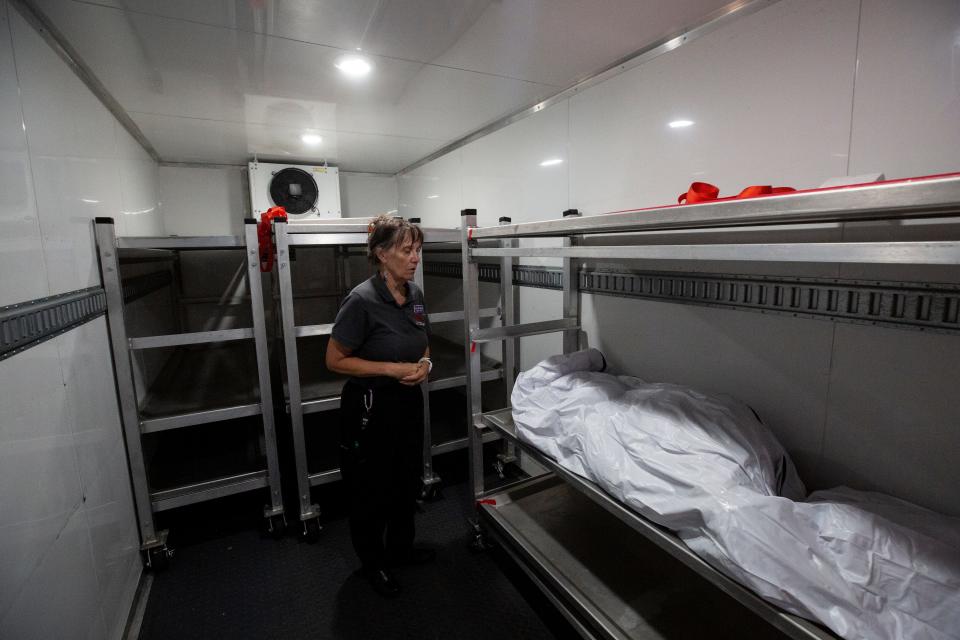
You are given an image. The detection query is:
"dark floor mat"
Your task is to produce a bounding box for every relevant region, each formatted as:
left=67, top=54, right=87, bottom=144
left=139, top=478, right=576, bottom=640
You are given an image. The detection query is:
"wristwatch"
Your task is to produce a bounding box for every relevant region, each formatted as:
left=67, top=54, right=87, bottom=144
left=418, top=357, right=433, bottom=373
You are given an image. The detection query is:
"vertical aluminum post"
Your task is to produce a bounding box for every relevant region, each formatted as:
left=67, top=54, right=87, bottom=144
left=562, top=209, right=582, bottom=354
left=339, top=246, right=352, bottom=304
left=244, top=220, right=284, bottom=518
left=461, top=210, right=485, bottom=498
left=498, top=216, right=518, bottom=466
left=275, top=219, right=320, bottom=523
left=94, top=218, right=163, bottom=549
left=413, top=245, right=439, bottom=492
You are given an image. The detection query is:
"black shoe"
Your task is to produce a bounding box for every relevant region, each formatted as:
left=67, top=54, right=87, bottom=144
left=389, top=546, right=436, bottom=566
left=362, top=567, right=401, bottom=597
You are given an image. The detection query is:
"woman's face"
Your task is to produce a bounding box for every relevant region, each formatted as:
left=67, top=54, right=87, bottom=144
left=379, top=232, right=421, bottom=282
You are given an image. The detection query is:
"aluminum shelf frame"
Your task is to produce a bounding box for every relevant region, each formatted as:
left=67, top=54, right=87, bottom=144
left=273, top=220, right=508, bottom=526
left=459, top=178, right=960, bottom=640
left=469, top=173, right=960, bottom=240
left=95, top=219, right=284, bottom=559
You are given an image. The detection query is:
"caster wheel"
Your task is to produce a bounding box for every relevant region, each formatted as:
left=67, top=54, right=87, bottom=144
left=420, top=483, right=442, bottom=502
left=146, top=545, right=173, bottom=571
left=469, top=530, right=493, bottom=554
left=266, top=513, right=287, bottom=539
left=467, top=519, right=493, bottom=553
left=301, top=518, right=321, bottom=543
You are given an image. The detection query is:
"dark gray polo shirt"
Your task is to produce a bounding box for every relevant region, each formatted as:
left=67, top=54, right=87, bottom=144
left=331, top=274, right=430, bottom=387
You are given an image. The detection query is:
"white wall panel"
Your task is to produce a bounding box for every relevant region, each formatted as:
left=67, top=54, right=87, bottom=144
left=11, top=7, right=115, bottom=161
left=118, top=159, right=163, bottom=236
left=0, top=4, right=47, bottom=305
left=849, top=0, right=960, bottom=179
left=340, top=172, right=398, bottom=219
left=820, top=324, right=960, bottom=516
left=580, top=294, right=834, bottom=480
left=0, top=340, right=76, bottom=610
left=1, top=3, right=150, bottom=638
left=60, top=319, right=141, bottom=638
left=160, top=164, right=246, bottom=236
left=461, top=101, right=569, bottom=226
left=460, top=100, right=570, bottom=364
left=569, top=0, right=858, bottom=215
left=397, top=150, right=463, bottom=227
left=0, top=510, right=106, bottom=640
left=32, top=156, right=121, bottom=295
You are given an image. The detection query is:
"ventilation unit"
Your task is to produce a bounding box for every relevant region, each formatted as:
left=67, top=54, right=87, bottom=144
left=248, top=161, right=342, bottom=219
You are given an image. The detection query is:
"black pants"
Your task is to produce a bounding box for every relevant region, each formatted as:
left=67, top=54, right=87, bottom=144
left=339, top=380, right=424, bottom=570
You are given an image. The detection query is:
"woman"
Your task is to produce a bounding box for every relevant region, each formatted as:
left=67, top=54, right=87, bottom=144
left=326, top=214, right=435, bottom=597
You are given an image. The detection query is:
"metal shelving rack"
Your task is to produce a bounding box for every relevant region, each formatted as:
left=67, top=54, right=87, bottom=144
left=95, top=218, right=284, bottom=567
left=273, top=218, right=507, bottom=534
left=459, top=173, right=960, bottom=640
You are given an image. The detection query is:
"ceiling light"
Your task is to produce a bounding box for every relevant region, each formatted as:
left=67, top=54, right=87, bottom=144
left=669, top=119, right=694, bottom=128
left=426, top=195, right=439, bottom=199
left=539, top=158, right=563, bottom=167
left=301, top=133, right=323, bottom=145
left=80, top=198, right=100, bottom=204
left=335, top=55, right=372, bottom=77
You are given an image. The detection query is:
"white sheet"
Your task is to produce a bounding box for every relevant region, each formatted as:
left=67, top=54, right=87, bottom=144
left=511, top=349, right=960, bottom=640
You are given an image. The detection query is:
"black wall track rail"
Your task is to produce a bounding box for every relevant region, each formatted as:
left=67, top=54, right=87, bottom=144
left=423, top=262, right=960, bottom=335
left=0, top=287, right=107, bottom=361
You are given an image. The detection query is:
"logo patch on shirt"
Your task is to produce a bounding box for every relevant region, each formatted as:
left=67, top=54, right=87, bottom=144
left=412, top=304, right=426, bottom=327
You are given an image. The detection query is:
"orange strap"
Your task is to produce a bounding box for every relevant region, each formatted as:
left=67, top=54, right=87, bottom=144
left=678, top=182, right=796, bottom=205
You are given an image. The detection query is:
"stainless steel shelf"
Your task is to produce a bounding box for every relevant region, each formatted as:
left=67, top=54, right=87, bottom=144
left=141, top=403, right=262, bottom=433
left=480, top=409, right=835, bottom=640
left=471, top=241, right=960, bottom=265
left=286, top=220, right=460, bottom=244
left=469, top=174, right=960, bottom=239
left=430, top=429, right=501, bottom=455
left=308, top=469, right=342, bottom=487
left=118, top=236, right=245, bottom=249
left=137, top=341, right=261, bottom=431
left=150, top=470, right=269, bottom=512
left=480, top=475, right=820, bottom=640
left=129, top=327, right=254, bottom=350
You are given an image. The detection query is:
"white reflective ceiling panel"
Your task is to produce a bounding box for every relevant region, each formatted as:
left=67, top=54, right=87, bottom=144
left=32, top=0, right=739, bottom=170
left=133, top=112, right=442, bottom=173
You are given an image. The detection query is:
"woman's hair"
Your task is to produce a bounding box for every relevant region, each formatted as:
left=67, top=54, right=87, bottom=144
left=367, top=214, right=423, bottom=269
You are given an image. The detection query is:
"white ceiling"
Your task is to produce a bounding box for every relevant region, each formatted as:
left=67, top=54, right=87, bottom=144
left=36, top=0, right=733, bottom=173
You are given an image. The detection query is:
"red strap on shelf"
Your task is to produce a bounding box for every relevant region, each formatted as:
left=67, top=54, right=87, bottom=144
left=677, top=181, right=719, bottom=204
left=678, top=182, right=797, bottom=205
left=470, top=342, right=477, bottom=353
left=468, top=227, right=474, bottom=241
left=476, top=499, right=497, bottom=506
left=605, top=171, right=960, bottom=217
left=257, top=206, right=286, bottom=272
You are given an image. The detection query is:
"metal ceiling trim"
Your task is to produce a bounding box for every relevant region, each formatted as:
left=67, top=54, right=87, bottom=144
left=158, top=161, right=247, bottom=169
left=395, top=0, right=777, bottom=177
left=8, top=0, right=162, bottom=163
